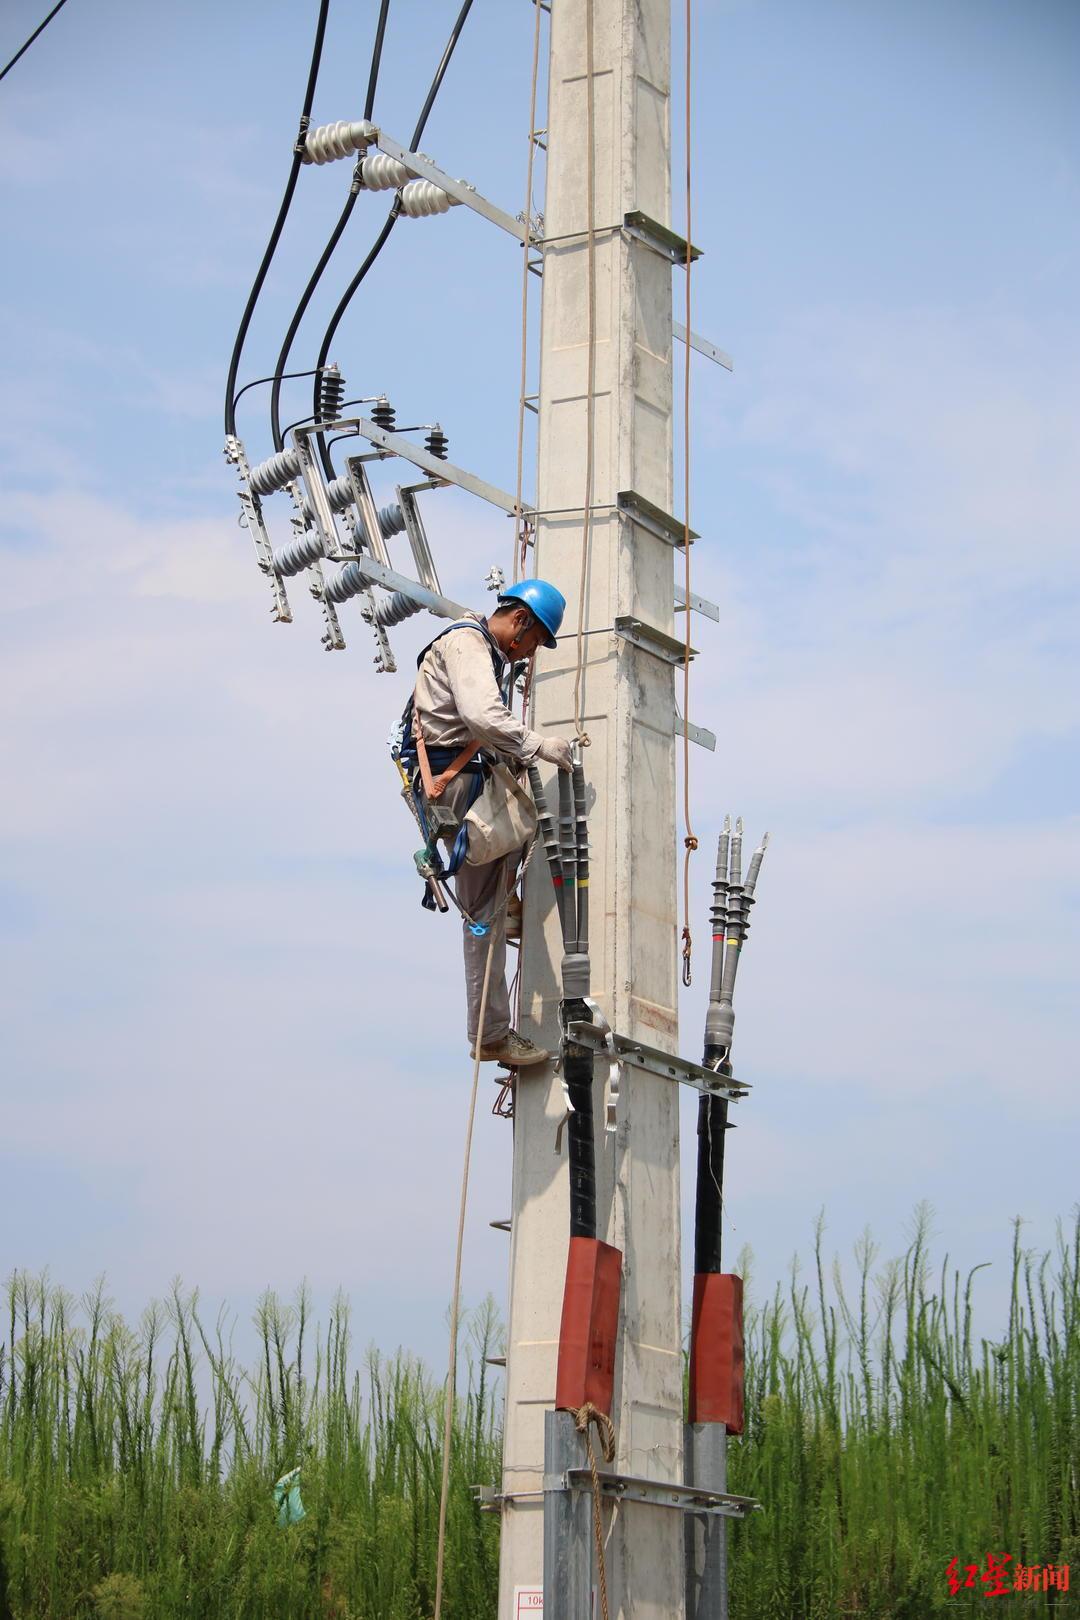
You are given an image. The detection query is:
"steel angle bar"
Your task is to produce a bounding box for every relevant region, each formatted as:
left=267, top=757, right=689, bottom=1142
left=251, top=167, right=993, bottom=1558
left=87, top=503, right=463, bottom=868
left=343, top=458, right=391, bottom=567
left=623, top=209, right=702, bottom=265
left=331, top=416, right=520, bottom=515
left=676, top=715, right=717, bottom=752
left=289, top=430, right=349, bottom=561
left=674, top=582, right=719, bottom=621
left=617, top=488, right=698, bottom=546
left=368, top=128, right=533, bottom=243
left=328, top=554, right=465, bottom=621
left=614, top=615, right=697, bottom=666
left=544, top=1466, right=758, bottom=1521
left=564, top=1023, right=749, bottom=1103
left=394, top=484, right=442, bottom=593
left=674, top=322, right=733, bottom=372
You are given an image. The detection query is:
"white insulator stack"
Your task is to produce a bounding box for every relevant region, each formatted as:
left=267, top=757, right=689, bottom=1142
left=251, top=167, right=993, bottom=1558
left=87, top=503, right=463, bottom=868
left=272, top=529, right=325, bottom=577
left=399, top=179, right=455, bottom=218
left=249, top=448, right=302, bottom=496
left=360, top=152, right=412, bottom=191
left=302, top=119, right=375, bottom=166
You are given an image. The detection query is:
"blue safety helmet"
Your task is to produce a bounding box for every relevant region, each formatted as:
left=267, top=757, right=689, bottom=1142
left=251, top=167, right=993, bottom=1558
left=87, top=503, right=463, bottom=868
left=497, top=577, right=565, bottom=649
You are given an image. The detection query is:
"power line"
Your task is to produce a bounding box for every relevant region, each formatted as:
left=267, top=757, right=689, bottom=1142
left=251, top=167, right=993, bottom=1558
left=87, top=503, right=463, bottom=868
left=223, top=0, right=331, bottom=439
left=311, top=0, right=476, bottom=478
left=0, top=0, right=72, bottom=85
left=269, top=0, right=392, bottom=453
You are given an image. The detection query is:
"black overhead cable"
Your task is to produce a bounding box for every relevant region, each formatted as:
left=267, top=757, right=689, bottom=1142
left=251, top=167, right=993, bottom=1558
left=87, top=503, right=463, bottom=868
left=0, top=0, right=71, bottom=85
left=311, top=0, right=476, bottom=478
left=269, top=0, right=392, bottom=453
left=223, top=0, right=331, bottom=439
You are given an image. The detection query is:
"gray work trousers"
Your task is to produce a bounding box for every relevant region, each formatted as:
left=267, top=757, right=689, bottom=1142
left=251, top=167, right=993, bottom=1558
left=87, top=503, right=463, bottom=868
left=440, top=773, right=516, bottom=1048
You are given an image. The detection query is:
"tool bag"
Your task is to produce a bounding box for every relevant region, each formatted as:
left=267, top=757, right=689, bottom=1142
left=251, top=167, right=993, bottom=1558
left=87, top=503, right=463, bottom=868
left=462, top=760, right=537, bottom=865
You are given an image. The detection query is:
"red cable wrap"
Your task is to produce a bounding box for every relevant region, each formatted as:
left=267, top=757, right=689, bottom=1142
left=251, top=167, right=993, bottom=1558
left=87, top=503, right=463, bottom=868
left=555, top=1235, right=622, bottom=1417
left=688, top=1272, right=745, bottom=1431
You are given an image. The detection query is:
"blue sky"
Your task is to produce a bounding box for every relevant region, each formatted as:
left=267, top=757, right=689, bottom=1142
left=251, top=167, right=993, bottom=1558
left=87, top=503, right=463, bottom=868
left=1, top=0, right=1077, bottom=1374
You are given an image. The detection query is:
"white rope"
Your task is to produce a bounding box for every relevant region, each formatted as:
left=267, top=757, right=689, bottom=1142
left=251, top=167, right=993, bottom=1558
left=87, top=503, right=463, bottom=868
left=432, top=914, right=500, bottom=1620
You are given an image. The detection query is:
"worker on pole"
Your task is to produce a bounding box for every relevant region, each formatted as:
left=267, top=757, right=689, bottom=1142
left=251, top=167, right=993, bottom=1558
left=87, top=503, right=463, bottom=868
left=396, top=579, right=572, bottom=1068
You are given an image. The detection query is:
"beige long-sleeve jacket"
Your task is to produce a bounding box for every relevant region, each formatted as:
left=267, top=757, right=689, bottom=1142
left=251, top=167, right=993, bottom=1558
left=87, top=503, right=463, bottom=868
left=413, top=613, right=543, bottom=763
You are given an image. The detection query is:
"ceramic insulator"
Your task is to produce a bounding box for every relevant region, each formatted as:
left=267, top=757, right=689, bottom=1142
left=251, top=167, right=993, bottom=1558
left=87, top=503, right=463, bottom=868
left=360, top=152, right=411, bottom=191
left=399, top=179, right=453, bottom=218
left=248, top=448, right=302, bottom=495
left=302, top=119, right=374, bottom=165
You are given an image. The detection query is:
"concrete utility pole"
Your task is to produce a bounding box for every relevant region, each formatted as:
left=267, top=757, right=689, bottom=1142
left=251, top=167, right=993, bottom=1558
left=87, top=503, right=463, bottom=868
left=498, top=0, right=686, bottom=1612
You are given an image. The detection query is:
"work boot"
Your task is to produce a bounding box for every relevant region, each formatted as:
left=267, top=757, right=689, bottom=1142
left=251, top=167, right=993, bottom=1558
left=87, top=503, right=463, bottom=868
left=471, top=1028, right=548, bottom=1067
left=505, top=892, right=523, bottom=942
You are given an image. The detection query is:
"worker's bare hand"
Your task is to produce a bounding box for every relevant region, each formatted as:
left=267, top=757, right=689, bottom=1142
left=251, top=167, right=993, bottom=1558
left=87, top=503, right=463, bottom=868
left=537, top=736, right=574, bottom=771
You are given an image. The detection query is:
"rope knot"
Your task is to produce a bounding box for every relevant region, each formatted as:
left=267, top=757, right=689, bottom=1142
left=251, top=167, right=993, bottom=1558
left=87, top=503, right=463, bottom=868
left=572, top=1402, right=616, bottom=1620
left=684, top=834, right=699, bottom=852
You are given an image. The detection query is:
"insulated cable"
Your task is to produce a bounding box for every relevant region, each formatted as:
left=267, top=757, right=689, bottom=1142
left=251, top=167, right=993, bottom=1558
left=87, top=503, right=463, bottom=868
left=311, top=0, right=477, bottom=480
left=224, top=0, right=331, bottom=438
left=0, top=0, right=71, bottom=85
left=679, top=0, right=698, bottom=987
left=269, top=0, right=392, bottom=452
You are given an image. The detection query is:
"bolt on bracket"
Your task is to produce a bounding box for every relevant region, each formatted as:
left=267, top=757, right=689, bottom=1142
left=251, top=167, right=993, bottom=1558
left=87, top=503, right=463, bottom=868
left=564, top=1022, right=749, bottom=1104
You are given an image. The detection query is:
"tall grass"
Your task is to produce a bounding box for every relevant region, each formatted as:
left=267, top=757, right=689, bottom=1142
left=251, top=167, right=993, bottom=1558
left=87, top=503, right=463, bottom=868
left=0, top=1283, right=501, bottom=1619
left=727, top=1208, right=1080, bottom=1616
left=1, top=1213, right=1076, bottom=1617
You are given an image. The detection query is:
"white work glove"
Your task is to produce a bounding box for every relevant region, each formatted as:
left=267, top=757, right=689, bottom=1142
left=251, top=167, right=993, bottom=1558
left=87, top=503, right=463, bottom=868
left=537, top=736, right=574, bottom=772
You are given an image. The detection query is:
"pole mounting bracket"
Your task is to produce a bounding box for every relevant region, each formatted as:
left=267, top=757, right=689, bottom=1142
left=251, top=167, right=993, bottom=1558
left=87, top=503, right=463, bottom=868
left=544, top=1467, right=759, bottom=1520
left=617, top=488, right=698, bottom=547
left=613, top=615, right=697, bottom=666
left=565, top=1022, right=749, bottom=1103
left=622, top=210, right=702, bottom=266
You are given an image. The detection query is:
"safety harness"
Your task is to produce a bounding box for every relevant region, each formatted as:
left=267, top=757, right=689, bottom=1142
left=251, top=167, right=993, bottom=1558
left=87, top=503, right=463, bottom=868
left=392, top=618, right=507, bottom=910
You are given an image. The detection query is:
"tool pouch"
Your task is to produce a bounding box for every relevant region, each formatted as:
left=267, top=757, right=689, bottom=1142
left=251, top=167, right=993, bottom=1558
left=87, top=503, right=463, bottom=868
left=463, top=763, right=538, bottom=865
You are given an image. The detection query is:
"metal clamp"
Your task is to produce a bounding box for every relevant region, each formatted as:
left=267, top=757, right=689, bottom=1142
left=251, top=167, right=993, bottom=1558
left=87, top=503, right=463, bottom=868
left=583, top=996, right=620, bottom=1133
left=565, top=1022, right=749, bottom=1103
left=544, top=1467, right=759, bottom=1521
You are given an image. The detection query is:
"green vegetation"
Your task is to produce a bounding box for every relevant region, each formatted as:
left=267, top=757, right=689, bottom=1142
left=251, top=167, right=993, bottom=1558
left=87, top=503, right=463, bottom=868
left=1, top=1212, right=1076, bottom=1618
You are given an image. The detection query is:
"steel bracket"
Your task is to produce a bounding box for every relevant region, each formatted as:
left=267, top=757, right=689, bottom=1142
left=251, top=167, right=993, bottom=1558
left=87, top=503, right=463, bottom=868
left=565, top=1022, right=749, bottom=1103
left=543, top=1468, right=758, bottom=1520
left=622, top=210, right=702, bottom=266
left=367, top=127, right=535, bottom=244
left=676, top=714, right=717, bottom=752
left=328, top=553, right=465, bottom=622
left=674, top=321, right=733, bottom=372
left=674, top=581, right=719, bottom=621
left=329, top=416, right=520, bottom=515
left=613, top=615, right=697, bottom=666
left=617, top=488, right=698, bottom=547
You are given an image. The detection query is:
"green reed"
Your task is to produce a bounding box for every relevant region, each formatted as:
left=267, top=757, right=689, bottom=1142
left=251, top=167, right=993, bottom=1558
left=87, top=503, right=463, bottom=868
left=1, top=1213, right=1076, bottom=1618
left=727, top=1207, right=1080, bottom=1617
left=0, top=1281, right=501, bottom=1619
